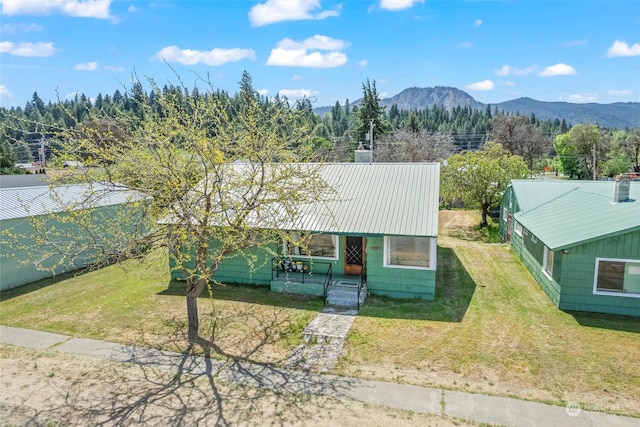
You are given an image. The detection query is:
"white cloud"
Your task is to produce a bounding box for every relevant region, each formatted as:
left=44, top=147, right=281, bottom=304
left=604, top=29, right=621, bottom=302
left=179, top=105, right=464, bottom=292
left=474, top=19, right=482, bottom=27
left=0, top=84, right=13, bottom=100
left=257, top=89, right=269, bottom=96
left=495, top=65, right=536, bottom=76
left=277, top=34, right=347, bottom=51
left=75, top=61, right=98, bottom=71
left=0, top=22, right=43, bottom=34
left=608, top=89, right=632, bottom=97
left=539, top=63, right=576, bottom=77
left=267, top=35, right=348, bottom=68
left=379, top=0, right=424, bottom=11
left=1, top=0, right=113, bottom=19
left=465, top=80, right=495, bottom=91
left=0, top=41, right=55, bottom=57
left=278, top=88, right=318, bottom=98
left=249, top=0, right=340, bottom=27
left=567, top=93, right=598, bottom=103
left=154, top=46, right=256, bottom=66
left=607, top=40, right=640, bottom=57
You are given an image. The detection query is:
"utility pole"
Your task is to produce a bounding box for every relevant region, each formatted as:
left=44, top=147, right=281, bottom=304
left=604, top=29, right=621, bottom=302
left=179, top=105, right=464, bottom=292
left=369, top=119, right=374, bottom=151
left=592, top=139, right=597, bottom=180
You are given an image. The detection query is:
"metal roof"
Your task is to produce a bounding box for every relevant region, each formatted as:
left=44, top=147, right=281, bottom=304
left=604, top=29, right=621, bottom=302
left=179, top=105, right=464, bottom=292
left=512, top=180, right=640, bottom=250
left=0, top=184, right=141, bottom=221
left=302, top=163, right=441, bottom=237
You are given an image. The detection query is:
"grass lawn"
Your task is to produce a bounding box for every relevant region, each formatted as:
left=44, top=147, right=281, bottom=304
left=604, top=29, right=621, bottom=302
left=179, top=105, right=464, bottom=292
left=0, top=250, right=323, bottom=363
left=335, top=211, right=640, bottom=417
left=1, top=211, right=639, bottom=417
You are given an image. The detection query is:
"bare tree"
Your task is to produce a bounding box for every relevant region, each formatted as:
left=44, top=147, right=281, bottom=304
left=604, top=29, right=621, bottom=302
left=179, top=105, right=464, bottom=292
left=374, top=129, right=454, bottom=162
left=491, top=115, right=552, bottom=173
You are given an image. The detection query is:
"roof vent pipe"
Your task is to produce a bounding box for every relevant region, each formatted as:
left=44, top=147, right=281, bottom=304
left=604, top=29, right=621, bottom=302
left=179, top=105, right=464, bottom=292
left=614, top=175, right=631, bottom=203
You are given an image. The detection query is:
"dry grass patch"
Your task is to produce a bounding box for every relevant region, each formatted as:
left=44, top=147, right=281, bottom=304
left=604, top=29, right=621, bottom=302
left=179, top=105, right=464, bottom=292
left=335, top=211, right=640, bottom=417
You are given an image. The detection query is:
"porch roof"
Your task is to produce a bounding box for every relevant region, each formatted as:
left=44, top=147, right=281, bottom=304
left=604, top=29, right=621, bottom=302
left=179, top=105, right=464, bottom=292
left=298, top=163, right=440, bottom=237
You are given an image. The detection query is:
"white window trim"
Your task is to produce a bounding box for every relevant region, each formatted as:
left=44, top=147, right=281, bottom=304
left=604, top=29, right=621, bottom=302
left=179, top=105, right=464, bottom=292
left=502, top=207, right=508, bottom=222
left=383, top=236, right=437, bottom=271
left=514, top=221, right=523, bottom=237
left=593, top=257, right=640, bottom=298
left=284, top=233, right=339, bottom=261
left=542, top=246, right=553, bottom=280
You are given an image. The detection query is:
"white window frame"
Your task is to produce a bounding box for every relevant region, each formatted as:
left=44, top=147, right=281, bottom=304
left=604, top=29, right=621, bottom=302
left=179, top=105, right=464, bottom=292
left=383, top=236, right=436, bottom=271
left=284, top=232, right=338, bottom=260
left=542, top=246, right=554, bottom=280
left=502, top=207, right=508, bottom=222
left=593, top=257, right=640, bottom=298
left=514, top=221, right=523, bottom=237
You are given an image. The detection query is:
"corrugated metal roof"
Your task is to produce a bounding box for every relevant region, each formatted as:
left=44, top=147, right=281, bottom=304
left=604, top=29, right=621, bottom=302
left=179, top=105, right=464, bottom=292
left=0, top=184, right=141, bottom=221
left=298, top=163, right=440, bottom=237
left=513, top=180, right=640, bottom=250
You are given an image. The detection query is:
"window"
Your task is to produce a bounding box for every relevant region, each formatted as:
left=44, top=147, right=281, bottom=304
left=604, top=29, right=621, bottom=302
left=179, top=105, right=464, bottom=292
left=384, top=236, right=435, bottom=270
left=594, top=258, right=640, bottom=297
left=514, top=221, right=523, bottom=237
left=502, top=208, right=508, bottom=222
left=286, top=233, right=337, bottom=259
left=543, top=246, right=554, bottom=279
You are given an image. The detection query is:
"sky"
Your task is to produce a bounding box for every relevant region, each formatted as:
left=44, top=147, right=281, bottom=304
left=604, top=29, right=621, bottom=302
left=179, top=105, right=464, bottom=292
left=1, top=0, right=639, bottom=110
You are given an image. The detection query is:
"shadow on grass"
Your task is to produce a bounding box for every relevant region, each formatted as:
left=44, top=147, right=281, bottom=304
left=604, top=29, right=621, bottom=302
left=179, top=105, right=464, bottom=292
left=568, top=311, right=640, bottom=334
left=159, top=281, right=325, bottom=312
left=2, top=312, right=352, bottom=425
left=357, top=246, right=476, bottom=322
left=445, top=217, right=503, bottom=244
left=0, top=266, right=97, bottom=302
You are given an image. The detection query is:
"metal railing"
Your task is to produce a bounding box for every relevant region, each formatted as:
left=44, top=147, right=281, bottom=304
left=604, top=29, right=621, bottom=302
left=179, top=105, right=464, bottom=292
left=271, top=257, right=332, bottom=286
left=357, top=262, right=367, bottom=310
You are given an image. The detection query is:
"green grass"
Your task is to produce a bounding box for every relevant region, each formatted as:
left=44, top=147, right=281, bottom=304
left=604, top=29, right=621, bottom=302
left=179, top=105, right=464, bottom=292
left=1, top=211, right=639, bottom=417
left=0, top=250, right=322, bottom=362
left=336, top=211, right=640, bottom=417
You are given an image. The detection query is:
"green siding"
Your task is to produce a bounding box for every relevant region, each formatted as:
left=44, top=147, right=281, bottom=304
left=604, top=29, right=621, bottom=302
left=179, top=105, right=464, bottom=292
left=1, top=204, right=141, bottom=291
left=510, top=231, right=561, bottom=306
left=556, top=232, right=640, bottom=316
left=364, top=236, right=436, bottom=300
left=170, top=234, right=436, bottom=300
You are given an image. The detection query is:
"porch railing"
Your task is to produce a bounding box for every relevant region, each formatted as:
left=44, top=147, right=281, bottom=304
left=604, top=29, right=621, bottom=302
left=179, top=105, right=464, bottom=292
left=357, top=261, right=367, bottom=310
left=271, top=257, right=332, bottom=287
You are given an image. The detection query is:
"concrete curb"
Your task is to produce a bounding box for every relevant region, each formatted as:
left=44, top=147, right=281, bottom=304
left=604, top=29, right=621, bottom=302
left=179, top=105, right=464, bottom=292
left=1, top=325, right=638, bottom=427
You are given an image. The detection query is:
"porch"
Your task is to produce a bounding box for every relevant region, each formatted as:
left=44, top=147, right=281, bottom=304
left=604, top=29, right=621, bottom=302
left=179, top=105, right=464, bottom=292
left=270, top=258, right=367, bottom=309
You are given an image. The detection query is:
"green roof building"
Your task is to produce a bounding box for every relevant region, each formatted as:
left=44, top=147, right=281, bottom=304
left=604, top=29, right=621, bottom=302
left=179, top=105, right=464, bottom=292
left=500, top=178, right=640, bottom=316
left=170, top=162, right=441, bottom=307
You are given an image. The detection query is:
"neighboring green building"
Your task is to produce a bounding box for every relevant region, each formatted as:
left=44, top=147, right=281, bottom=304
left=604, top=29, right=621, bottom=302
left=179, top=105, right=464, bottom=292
left=170, top=162, right=441, bottom=306
left=500, top=178, right=640, bottom=316
left=1, top=183, right=144, bottom=291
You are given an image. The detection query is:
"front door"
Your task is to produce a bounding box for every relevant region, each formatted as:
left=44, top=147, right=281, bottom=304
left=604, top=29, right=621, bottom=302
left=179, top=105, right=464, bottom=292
left=344, top=236, right=364, bottom=275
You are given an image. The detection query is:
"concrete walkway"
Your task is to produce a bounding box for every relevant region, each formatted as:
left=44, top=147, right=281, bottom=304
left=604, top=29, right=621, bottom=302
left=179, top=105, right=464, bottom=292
left=1, top=325, right=638, bottom=427
left=285, top=306, right=357, bottom=372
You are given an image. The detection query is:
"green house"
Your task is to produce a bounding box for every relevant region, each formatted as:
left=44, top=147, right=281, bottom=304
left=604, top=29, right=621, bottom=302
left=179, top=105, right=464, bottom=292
left=500, top=178, right=640, bottom=316
left=170, top=162, right=441, bottom=306
left=0, top=182, right=144, bottom=291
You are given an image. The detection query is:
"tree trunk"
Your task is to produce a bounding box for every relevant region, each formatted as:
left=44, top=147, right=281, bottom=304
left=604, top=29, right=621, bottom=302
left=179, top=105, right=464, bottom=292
left=186, top=278, right=206, bottom=342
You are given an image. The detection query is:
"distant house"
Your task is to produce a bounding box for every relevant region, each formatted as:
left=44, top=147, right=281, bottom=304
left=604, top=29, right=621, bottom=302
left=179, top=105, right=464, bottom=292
left=0, top=182, right=144, bottom=291
left=499, top=178, right=640, bottom=316
left=171, top=160, right=441, bottom=307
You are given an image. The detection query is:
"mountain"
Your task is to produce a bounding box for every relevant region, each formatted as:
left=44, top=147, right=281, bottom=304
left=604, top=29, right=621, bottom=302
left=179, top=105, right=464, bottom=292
left=314, top=87, right=640, bottom=129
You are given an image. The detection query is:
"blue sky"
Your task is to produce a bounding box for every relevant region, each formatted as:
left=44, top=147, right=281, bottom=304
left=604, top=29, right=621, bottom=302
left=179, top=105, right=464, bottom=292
left=1, top=0, right=639, bottom=109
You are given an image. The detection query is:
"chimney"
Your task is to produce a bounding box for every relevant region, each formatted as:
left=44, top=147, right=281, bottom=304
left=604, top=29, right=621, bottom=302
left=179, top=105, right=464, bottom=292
left=354, top=142, right=373, bottom=163
left=614, top=174, right=631, bottom=203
